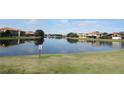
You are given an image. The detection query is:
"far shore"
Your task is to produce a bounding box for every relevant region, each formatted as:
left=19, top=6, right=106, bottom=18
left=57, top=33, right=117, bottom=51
left=66, top=37, right=124, bottom=42
left=1, top=36, right=124, bottom=42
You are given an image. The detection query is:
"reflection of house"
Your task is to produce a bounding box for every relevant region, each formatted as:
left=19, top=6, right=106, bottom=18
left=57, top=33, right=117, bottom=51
left=87, top=40, right=101, bottom=47
left=92, top=41, right=101, bottom=47
left=112, top=42, right=122, bottom=48
left=112, top=32, right=122, bottom=40
left=25, top=31, right=35, bottom=36
left=0, top=27, right=25, bottom=37
left=86, top=31, right=101, bottom=38
left=0, top=39, right=25, bottom=47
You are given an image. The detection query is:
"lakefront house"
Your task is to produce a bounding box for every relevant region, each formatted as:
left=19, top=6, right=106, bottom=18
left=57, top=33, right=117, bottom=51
left=25, top=31, right=35, bottom=36
left=77, top=31, right=101, bottom=39
left=0, top=27, right=25, bottom=37
left=86, top=31, right=101, bottom=38
left=112, top=32, right=122, bottom=40
left=78, top=33, right=87, bottom=39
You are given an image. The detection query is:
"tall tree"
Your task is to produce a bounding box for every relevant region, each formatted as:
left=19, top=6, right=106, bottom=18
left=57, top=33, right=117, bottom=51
left=67, top=32, right=79, bottom=38
left=5, top=30, right=12, bottom=37
left=35, top=29, right=45, bottom=37
left=119, top=32, right=124, bottom=39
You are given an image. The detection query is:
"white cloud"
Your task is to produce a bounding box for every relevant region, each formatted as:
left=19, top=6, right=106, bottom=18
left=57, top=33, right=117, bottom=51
left=77, top=22, right=93, bottom=27
left=68, top=20, right=97, bottom=28
left=27, top=19, right=38, bottom=24
left=59, top=19, right=69, bottom=23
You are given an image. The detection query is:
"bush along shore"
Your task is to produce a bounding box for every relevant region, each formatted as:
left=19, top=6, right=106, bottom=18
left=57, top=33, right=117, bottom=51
left=66, top=37, right=124, bottom=42
left=0, top=36, right=41, bottom=40
left=0, top=50, right=124, bottom=74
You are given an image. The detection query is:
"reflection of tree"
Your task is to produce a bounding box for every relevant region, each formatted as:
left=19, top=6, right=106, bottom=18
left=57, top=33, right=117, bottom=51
left=54, top=37, right=63, bottom=39
left=0, top=39, right=25, bottom=47
left=0, top=40, right=10, bottom=47
left=34, top=37, right=44, bottom=57
left=66, top=38, right=79, bottom=44
left=99, top=41, right=112, bottom=46
left=0, top=38, right=45, bottom=47
left=34, top=37, right=44, bottom=45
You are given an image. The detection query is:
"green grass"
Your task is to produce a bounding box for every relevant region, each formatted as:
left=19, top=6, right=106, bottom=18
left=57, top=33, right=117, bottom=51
left=0, top=36, right=40, bottom=40
left=66, top=37, right=124, bottom=42
left=85, top=38, right=124, bottom=42
left=0, top=50, right=124, bottom=74
left=1, top=36, right=124, bottom=42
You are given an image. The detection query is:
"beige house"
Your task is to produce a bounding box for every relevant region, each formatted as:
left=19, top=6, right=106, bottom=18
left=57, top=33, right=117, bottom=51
left=25, top=31, right=35, bottom=36
left=86, top=31, right=101, bottom=38
left=112, top=32, right=122, bottom=40
left=78, top=33, right=87, bottom=39
left=0, top=27, right=25, bottom=37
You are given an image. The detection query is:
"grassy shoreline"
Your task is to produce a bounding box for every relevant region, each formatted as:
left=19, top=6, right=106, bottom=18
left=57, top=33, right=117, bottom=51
left=0, top=36, right=40, bottom=40
left=1, top=36, right=124, bottom=42
left=0, top=50, right=124, bottom=74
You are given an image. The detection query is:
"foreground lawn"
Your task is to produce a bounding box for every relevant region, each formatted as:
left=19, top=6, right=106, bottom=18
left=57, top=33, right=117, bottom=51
left=0, top=50, right=124, bottom=74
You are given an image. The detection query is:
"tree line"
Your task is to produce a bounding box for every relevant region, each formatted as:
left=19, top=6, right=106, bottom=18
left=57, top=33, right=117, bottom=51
left=0, top=29, right=45, bottom=37
left=66, top=32, right=124, bottom=39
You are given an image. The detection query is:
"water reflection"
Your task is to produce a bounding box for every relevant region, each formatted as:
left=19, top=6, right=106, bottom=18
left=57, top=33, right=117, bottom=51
left=112, top=42, right=124, bottom=48
left=0, top=39, right=25, bottom=47
left=66, top=38, right=124, bottom=48
left=0, top=38, right=45, bottom=48
left=0, top=38, right=124, bottom=56
left=86, top=40, right=112, bottom=47
left=34, top=38, right=44, bottom=57
left=34, top=38, right=44, bottom=45
left=66, top=38, right=79, bottom=44
left=0, top=38, right=124, bottom=49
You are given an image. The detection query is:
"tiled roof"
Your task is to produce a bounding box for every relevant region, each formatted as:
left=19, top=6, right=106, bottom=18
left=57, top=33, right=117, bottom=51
left=25, top=31, right=35, bottom=34
left=86, top=31, right=100, bottom=35
left=112, top=32, right=119, bottom=34
left=89, top=31, right=100, bottom=34
left=0, top=27, right=20, bottom=31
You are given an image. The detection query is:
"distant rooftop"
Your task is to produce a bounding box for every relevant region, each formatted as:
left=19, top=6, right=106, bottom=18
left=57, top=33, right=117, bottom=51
left=0, top=27, right=21, bottom=31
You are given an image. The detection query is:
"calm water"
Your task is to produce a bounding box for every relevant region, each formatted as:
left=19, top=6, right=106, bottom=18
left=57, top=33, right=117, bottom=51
left=0, top=38, right=124, bottom=56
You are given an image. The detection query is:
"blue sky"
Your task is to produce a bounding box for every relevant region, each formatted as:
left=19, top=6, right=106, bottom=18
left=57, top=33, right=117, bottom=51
left=0, top=19, right=124, bottom=34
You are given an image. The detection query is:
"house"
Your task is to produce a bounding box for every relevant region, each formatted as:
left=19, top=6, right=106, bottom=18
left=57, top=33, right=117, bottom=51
left=112, top=32, right=122, bottom=40
left=77, top=33, right=87, bottom=39
left=86, top=31, right=101, bottom=38
left=0, top=27, right=25, bottom=37
left=25, top=31, right=35, bottom=36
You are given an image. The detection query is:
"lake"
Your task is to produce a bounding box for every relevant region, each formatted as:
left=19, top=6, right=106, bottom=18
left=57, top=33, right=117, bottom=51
left=0, top=38, right=124, bottom=56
